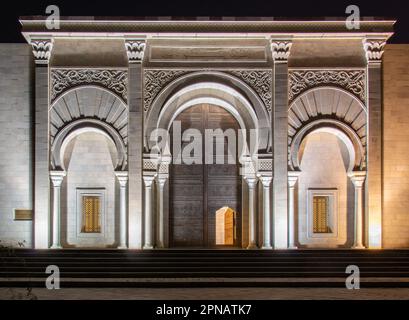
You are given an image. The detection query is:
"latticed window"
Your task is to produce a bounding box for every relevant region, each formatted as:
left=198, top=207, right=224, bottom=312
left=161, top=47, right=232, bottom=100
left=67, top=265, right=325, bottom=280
left=82, top=196, right=101, bottom=233
left=313, top=196, right=331, bottom=233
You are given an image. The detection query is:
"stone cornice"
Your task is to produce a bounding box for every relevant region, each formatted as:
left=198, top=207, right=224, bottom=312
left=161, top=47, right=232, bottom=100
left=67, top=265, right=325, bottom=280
left=20, top=18, right=395, bottom=38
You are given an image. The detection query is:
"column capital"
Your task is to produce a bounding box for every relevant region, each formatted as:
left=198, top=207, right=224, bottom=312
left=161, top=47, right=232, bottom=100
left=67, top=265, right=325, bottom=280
left=114, top=171, right=129, bottom=187
left=244, top=175, right=258, bottom=189
left=143, top=172, right=157, bottom=188
left=270, top=39, right=292, bottom=62
left=363, top=39, right=387, bottom=65
left=50, top=171, right=66, bottom=187
left=30, top=38, right=54, bottom=65
left=125, top=39, right=146, bottom=63
left=157, top=174, right=169, bottom=188
left=348, top=171, right=366, bottom=187
left=288, top=171, right=301, bottom=188
left=258, top=174, right=272, bottom=188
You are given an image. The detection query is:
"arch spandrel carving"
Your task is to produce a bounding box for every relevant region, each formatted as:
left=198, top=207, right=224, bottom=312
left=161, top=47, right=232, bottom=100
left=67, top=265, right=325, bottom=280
left=50, top=68, right=128, bottom=105
left=143, top=69, right=272, bottom=116
left=289, top=69, right=366, bottom=105
left=144, top=71, right=272, bottom=154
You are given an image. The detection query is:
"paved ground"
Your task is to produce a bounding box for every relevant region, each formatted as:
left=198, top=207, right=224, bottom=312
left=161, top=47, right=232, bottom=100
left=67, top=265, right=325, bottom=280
left=1, top=287, right=409, bottom=300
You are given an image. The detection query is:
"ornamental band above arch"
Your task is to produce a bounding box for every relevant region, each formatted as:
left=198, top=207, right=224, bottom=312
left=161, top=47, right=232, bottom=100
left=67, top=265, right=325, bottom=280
left=50, top=69, right=128, bottom=105
left=288, top=69, right=366, bottom=105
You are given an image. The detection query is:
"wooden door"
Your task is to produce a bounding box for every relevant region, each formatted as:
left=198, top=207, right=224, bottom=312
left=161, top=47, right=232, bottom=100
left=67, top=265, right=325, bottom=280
left=170, top=104, right=241, bottom=247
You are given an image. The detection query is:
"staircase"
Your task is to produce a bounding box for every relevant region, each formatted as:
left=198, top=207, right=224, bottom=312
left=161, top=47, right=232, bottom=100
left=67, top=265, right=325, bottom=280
left=2, top=249, right=409, bottom=288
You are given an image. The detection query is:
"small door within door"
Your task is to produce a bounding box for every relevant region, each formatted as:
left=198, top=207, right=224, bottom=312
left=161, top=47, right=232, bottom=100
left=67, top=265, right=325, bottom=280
left=215, top=207, right=237, bottom=246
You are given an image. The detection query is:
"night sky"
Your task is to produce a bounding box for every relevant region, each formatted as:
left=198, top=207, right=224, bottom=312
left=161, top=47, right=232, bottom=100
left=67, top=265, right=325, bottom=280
left=4, top=0, right=409, bottom=43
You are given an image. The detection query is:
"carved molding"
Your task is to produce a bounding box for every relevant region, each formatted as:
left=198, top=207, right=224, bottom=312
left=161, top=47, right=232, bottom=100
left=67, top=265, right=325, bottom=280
left=144, top=69, right=272, bottom=114
left=50, top=69, right=128, bottom=104
left=31, top=39, right=53, bottom=64
left=271, top=40, right=292, bottom=61
left=289, top=69, right=366, bottom=104
left=125, top=40, right=146, bottom=62
left=363, top=40, right=386, bottom=63
left=228, top=70, right=272, bottom=113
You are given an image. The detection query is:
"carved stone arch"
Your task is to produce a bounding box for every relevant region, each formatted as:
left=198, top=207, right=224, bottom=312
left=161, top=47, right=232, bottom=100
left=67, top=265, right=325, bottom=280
left=49, top=86, right=128, bottom=170
left=290, top=119, right=364, bottom=172
left=144, top=71, right=271, bottom=153
left=288, top=86, right=367, bottom=171
left=51, top=118, right=127, bottom=171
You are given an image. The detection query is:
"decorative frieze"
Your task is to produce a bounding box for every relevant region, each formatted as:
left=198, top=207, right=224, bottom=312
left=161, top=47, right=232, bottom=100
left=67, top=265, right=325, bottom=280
left=289, top=69, right=366, bottom=104
left=31, top=39, right=53, bottom=64
left=363, top=40, right=386, bottom=63
left=125, top=40, right=146, bottom=62
left=50, top=69, right=128, bottom=104
left=270, top=41, right=292, bottom=61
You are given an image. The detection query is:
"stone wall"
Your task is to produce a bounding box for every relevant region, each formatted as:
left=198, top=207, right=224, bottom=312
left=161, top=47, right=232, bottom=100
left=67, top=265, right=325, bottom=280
left=0, top=44, right=33, bottom=247
left=382, top=44, right=409, bottom=248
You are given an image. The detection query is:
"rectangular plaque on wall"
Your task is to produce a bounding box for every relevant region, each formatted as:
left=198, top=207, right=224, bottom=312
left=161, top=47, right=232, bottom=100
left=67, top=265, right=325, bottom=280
left=14, top=209, right=33, bottom=221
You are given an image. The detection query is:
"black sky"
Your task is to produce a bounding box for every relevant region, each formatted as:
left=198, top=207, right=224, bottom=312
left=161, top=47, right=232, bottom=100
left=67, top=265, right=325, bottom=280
left=5, top=0, right=409, bottom=43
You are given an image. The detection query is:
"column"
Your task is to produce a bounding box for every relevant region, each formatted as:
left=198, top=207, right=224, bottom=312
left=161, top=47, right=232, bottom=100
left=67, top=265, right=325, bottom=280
left=115, top=171, right=129, bottom=249
left=288, top=171, right=301, bottom=249
left=143, top=174, right=156, bottom=249
left=259, top=175, right=272, bottom=249
left=125, top=39, right=146, bottom=249
left=50, top=171, right=65, bottom=249
left=363, top=39, right=386, bottom=249
left=31, top=39, right=53, bottom=248
left=156, top=174, right=168, bottom=248
left=246, top=176, right=258, bottom=249
left=349, top=171, right=366, bottom=249
left=271, top=39, right=292, bottom=249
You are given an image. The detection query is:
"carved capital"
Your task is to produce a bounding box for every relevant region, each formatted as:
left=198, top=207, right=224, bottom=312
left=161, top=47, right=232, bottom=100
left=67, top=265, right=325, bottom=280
left=157, top=174, right=169, bottom=188
left=348, top=171, right=366, bottom=188
left=31, top=39, right=53, bottom=64
left=143, top=173, right=156, bottom=188
left=288, top=171, right=301, bottom=188
left=270, top=40, right=292, bottom=62
left=125, top=40, right=146, bottom=63
left=50, top=170, right=66, bottom=187
left=258, top=175, right=272, bottom=188
left=114, top=171, right=129, bottom=187
left=363, top=39, right=386, bottom=64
